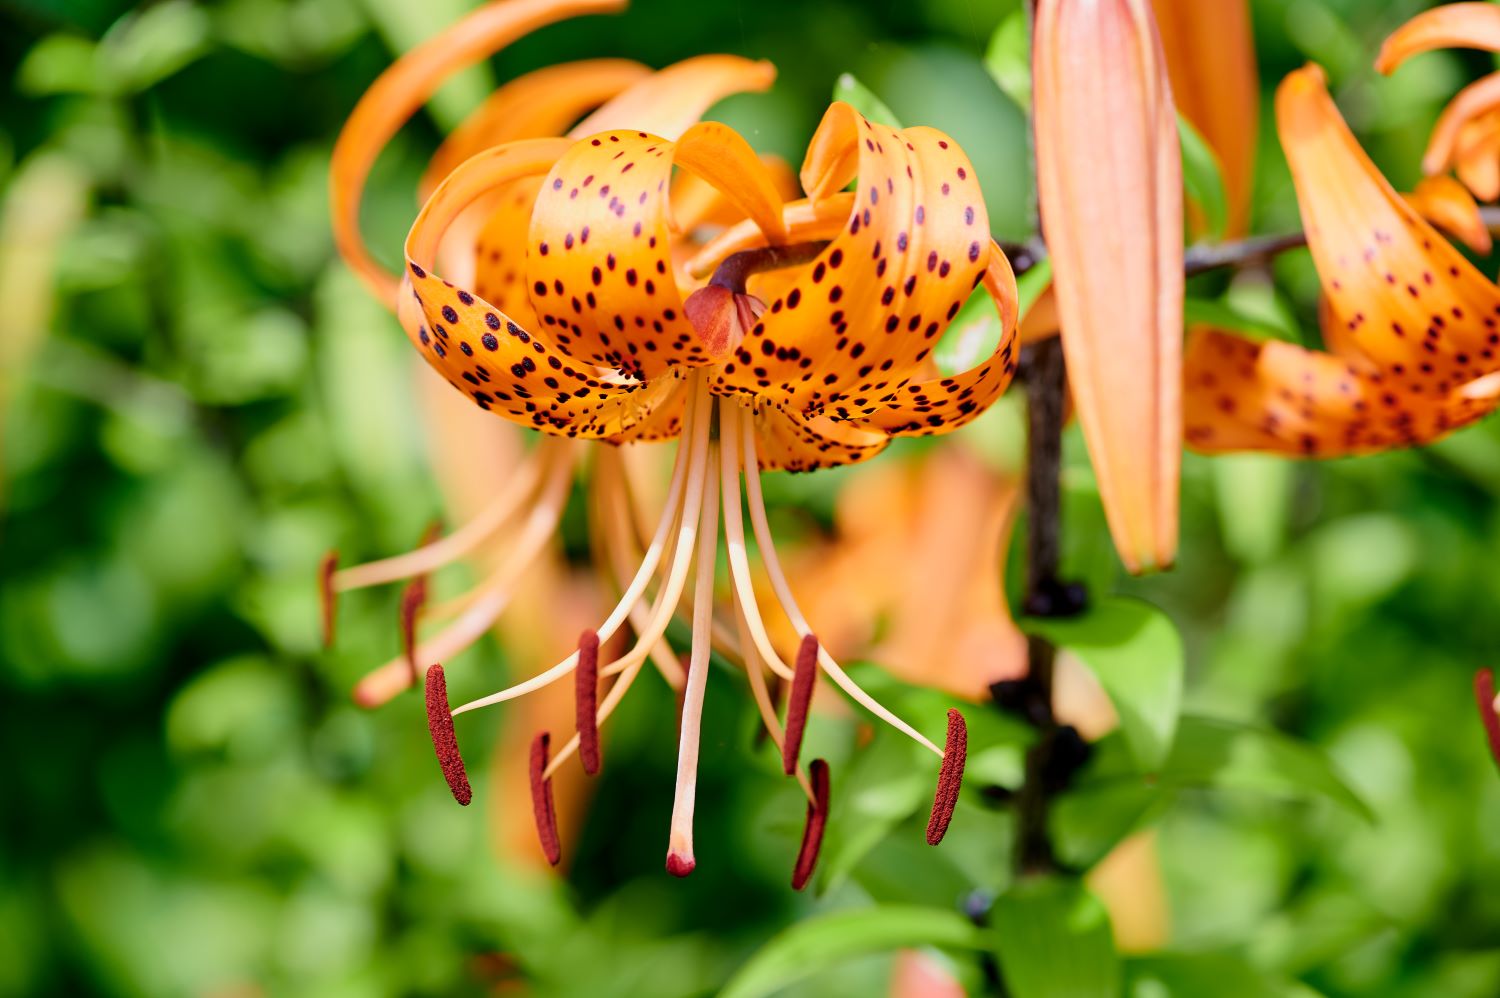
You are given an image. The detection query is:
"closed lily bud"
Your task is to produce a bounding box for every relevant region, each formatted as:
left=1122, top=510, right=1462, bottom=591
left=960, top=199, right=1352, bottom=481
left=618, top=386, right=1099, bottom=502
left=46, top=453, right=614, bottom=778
left=1033, top=0, right=1183, bottom=574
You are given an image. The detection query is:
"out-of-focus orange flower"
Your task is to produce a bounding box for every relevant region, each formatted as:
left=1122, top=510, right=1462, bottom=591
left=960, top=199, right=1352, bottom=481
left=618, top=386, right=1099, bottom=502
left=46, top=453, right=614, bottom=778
left=329, top=0, right=1023, bottom=883
left=1379, top=3, right=1500, bottom=203
left=1184, top=65, right=1500, bottom=456
left=1150, top=0, right=1258, bottom=237
left=1033, top=0, right=1182, bottom=574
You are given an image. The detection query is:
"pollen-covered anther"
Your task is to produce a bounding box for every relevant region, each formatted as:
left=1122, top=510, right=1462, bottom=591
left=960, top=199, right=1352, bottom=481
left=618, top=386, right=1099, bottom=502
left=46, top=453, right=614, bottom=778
left=1475, top=669, right=1500, bottom=771
left=792, top=758, right=830, bottom=891
left=424, top=664, right=471, bottom=806
left=782, top=634, right=819, bottom=774
left=925, top=709, right=968, bottom=845
left=530, top=731, right=562, bottom=866
left=576, top=629, right=601, bottom=775
left=683, top=283, right=765, bottom=357
left=399, top=578, right=427, bottom=683
left=319, top=550, right=338, bottom=648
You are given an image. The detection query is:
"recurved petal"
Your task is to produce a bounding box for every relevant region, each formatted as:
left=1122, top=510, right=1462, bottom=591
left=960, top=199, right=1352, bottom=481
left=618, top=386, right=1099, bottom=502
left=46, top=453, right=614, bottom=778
left=419, top=59, right=650, bottom=200
left=571, top=54, right=776, bottom=140
left=1377, top=1, right=1500, bottom=74
left=717, top=103, right=994, bottom=414
left=1455, top=112, right=1500, bottom=202
left=1278, top=65, right=1500, bottom=391
left=331, top=0, right=626, bottom=304
left=1419, top=70, right=1500, bottom=178
left=1150, top=0, right=1259, bottom=235
left=742, top=398, right=890, bottom=472
left=523, top=123, right=785, bottom=379
left=1183, top=328, right=1500, bottom=456
left=1407, top=175, right=1493, bottom=255
left=402, top=138, right=682, bottom=437
left=1034, top=0, right=1182, bottom=574
left=842, top=242, right=1020, bottom=437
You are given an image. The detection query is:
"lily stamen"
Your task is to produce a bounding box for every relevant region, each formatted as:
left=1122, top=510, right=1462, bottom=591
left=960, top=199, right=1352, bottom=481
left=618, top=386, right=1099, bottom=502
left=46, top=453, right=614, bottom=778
left=782, top=634, right=819, bottom=775
left=791, top=759, right=831, bottom=891
left=423, top=663, right=471, bottom=806
left=529, top=731, right=562, bottom=866
left=575, top=629, right=602, bottom=775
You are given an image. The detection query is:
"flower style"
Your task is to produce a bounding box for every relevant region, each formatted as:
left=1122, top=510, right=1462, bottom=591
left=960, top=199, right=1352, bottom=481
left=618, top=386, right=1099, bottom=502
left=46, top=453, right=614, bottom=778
left=328, top=0, right=1021, bottom=882
left=1183, top=65, right=1500, bottom=456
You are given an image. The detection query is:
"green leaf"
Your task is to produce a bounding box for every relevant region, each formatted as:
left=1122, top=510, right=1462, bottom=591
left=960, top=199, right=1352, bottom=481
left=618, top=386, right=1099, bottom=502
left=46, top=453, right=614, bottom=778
left=1178, top=114, right=1228, bottom=241
left=1162, top=716, right=1373, bottom=821
left=816, top=728, right=930, bottom=894
left=992, top=879, right=1121, bottom=998
left=1125, top=951, right=1318, bottom=998
left=984, top=9, right=1032, bottom=112
left=1023, top=597, right=1184, bottom=770
left=720, top=906, right=991, bottom=998
left=1183, top=298, right=1288, bottom=341
left=100, top=0, right=213, bottom=94
left=1051, top=777, right=1170, bottom=871
left=831, top=73, right=903, bottom=130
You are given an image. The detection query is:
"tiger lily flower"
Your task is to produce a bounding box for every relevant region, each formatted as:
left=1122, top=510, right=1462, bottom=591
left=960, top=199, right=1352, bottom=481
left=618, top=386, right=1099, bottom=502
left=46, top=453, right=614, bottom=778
left=1378, top=2, right=1500, bottom=203
left=320, top=0, right=779, bottom=709
left=1184, top=65, right=1500, bottom=456
left=329, top=1, right=1020, bottom=881
left=1033, top=0, right=1183, bottom=574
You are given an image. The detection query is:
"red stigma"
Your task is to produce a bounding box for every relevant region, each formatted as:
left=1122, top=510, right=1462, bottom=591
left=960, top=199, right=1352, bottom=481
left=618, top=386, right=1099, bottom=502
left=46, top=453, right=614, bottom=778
left=530, top=732, right=562, bottom=866
left=576, top=629, right=601, bottom=775
left=319, top=550, right=338, bottom=648
left=926, top=709, right=967, bottom=845
left=1475, top=669, right=1500, bottom=771
left=424, top=664, right=471, bottom=806
left=782, top=634, right=819, bottom=774
left=792, top=758, right=831, bottom=891
left=400, top=578, right=427, bottom=683
left=665, top=853, right=696, bottom=878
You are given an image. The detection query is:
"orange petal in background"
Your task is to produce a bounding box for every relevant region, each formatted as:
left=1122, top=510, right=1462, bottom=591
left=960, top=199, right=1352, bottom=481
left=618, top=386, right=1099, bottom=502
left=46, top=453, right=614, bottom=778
left=1150, top=0, right=1259, bottom=236
left=1034, top=0, right=1182, bottom=574
left=1406, top=175, right=1493, bottom=255
left=1376, top=1, right=1500, bottom=75
left=1454, top=111, right=1500, bottom=202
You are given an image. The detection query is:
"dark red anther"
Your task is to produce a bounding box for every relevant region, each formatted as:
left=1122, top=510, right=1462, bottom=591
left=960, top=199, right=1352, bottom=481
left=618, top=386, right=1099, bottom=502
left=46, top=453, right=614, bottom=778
left=530, top=732, right=562, bottom=866
left=792, top=758, right=831, bottom=891
left=319, top=550, right=338, bottom=648
left=1475, top=669, right=1500, bottom=772
left=400, top=578, right=427, bottom=683
left=782, top=634, right=819, bottom=774
left=424, top=664, right=471, bottom=806
left=926, top=709, right=967, bottom=845
left=576, top=630, right=601, bottom=775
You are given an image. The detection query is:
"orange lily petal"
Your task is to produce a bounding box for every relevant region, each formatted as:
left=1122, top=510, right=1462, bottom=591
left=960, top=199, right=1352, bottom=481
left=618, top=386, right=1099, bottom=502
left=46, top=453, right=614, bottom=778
left=419, top=59, right=650, bottom=201
left=1183, top=328, right=1500, bottom=455
left=402, top=138, right=684, bottom=437
left=331, top=0, right=626, bottom=304
left=1376, top=2, right=1500, bottom=74
left=1150, top=0, right=1259, bottom=235
left=744, top=402, right=890, bottom=472
left=1455, top=113, right=1500, bottom=202
left=1278, top=65, right=1500, bottom=381
left=846, top=242, right=1019, bottom=437
left=522, top=123, right=785, bottom=379
left=571, top=54, right=776, bottom=139
left=685, top=193, right=856, bottom=277
left=1034, top=0, right=1182, bottom=574
left=717, top=103, right=997, bottom=410
left=1418, top=70, right=1500, bottom=179
left=1407, top=175, right=1493, bottom=255
left=672, top=155, right=800, bottom=234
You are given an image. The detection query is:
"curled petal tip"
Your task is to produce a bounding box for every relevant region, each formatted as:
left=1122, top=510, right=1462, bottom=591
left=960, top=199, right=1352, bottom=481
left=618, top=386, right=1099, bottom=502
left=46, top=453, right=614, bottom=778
left=425, top=664, right=472, bottom=806
left=1377, top=2, right=1500, bottom=76
left=926, top=709, right=967, bottom=846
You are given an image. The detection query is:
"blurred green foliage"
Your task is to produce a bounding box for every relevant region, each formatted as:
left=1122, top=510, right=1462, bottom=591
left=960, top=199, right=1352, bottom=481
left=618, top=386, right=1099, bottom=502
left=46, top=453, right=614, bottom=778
left=4, top=0, right=1500, bottom=996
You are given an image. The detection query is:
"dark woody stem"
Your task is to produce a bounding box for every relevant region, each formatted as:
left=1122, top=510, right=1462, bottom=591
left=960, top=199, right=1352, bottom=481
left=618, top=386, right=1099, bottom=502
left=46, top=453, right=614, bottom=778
left=1002, top=205, right=1500, bottom=280
left=706, top=241, right=831, bottom=293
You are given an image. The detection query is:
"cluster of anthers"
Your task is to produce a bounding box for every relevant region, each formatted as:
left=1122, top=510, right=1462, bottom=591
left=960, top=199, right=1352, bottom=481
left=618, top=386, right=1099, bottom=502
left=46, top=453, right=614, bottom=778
left=319, top=0, right=1019, bottom=886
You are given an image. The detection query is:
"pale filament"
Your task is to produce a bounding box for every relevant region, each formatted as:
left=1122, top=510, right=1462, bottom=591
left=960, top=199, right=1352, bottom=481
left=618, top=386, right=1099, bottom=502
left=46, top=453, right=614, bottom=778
left=451, top=371, right=713, bottom=716
left=592, top=447, right=685, bottom=688
left=717, top=404, right=796, bottom=683
left=667, top=437, right=722, bottom=866
left=737, top=409, right=944, bottom=759
left=333, top=436, right=560, bottom=592
left=733, top=581, right=816, bottom=803
left=353, top=446, right=576, bottom=707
